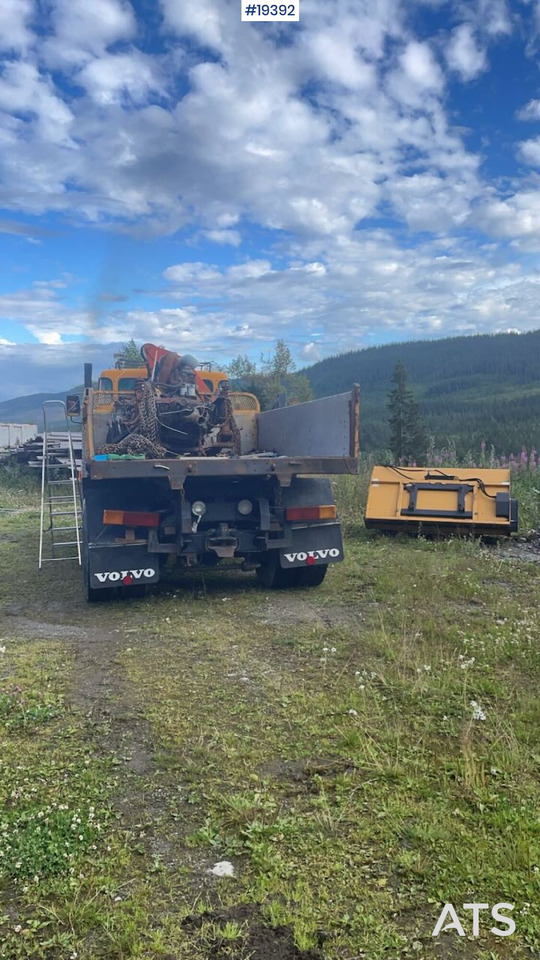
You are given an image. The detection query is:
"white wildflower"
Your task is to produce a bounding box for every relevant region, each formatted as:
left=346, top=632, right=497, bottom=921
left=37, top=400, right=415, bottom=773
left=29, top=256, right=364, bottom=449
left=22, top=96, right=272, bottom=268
left=470, top=700, right=486, bottom=721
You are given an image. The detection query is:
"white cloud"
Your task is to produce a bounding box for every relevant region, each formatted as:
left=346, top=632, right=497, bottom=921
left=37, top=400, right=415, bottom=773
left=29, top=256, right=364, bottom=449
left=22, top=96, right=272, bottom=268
left=0, top=280, right=92, bottom=344
left=0, top=61, right=74, bottom=144
left=388, top=40, right=443, bottom=107
left=517, top=98, right=540, bottom=121
left=227, top=260, right=272, bottom=280
left=301, top=342, right=322, bottom=362
left=0, top=0, right=481, bottom=247
left=0, top=0, right=34, bottom=52
left=468, top=0, right=512, bottom=36
left=204, top=229, right=241, bottom=246
left=77, top=52, right=165, bottom=105
left=163, top=262, right=221, bottom=283
left=402, top=41, right=443, bottom=88
left=308, top=29, right=376, bottom=90
left=160, top=0, right=226, bottom=50
left=445, top=24, right=487, bottom=80
left=4, top=0, right=540, bottom=372
left=43, top=0, right=136, bottom=68
left=476, top=187, right=540, bottom=242
left=519, top=137, right=540, bottom=166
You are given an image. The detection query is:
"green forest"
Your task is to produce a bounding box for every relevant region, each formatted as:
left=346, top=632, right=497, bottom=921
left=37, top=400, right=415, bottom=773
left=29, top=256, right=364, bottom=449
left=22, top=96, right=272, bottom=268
left=302, top=329, right=540, bottom=456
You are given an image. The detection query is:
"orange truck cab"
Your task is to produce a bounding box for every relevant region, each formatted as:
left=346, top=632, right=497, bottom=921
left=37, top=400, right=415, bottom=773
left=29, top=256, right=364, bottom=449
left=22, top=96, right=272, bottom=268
left=95, top=365, right=229, bottom=412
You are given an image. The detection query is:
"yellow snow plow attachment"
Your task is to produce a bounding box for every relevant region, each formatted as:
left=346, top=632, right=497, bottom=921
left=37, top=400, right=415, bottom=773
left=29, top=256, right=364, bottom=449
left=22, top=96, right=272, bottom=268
left=365, top=466, right=518, bottom=536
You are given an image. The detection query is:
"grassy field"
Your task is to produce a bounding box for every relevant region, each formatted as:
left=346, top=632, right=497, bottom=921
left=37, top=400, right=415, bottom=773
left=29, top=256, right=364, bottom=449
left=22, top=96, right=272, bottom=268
left=1, top=467, right=540, bottom=959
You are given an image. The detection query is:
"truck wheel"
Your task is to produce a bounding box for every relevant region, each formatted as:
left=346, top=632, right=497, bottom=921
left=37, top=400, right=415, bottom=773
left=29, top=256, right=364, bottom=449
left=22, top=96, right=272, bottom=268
left=296, top=564, right=328, bottom=587
left=256, top=553, right=300, bottom=589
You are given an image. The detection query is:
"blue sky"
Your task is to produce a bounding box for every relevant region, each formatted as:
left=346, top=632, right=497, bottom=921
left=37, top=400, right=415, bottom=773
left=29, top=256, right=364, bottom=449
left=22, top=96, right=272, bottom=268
left=1, top=0, right=540, bottom=398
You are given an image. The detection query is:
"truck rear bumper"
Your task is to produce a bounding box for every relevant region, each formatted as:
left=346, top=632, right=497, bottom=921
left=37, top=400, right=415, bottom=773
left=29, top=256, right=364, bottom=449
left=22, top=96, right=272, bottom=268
left=86, top=521, right=343, bottom=588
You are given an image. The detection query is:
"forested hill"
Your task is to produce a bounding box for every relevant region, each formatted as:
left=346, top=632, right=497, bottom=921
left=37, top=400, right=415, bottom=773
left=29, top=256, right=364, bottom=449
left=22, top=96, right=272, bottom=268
left=303, top=330, right=540, bottom=455
left=2, top=330, right=540, bottom=455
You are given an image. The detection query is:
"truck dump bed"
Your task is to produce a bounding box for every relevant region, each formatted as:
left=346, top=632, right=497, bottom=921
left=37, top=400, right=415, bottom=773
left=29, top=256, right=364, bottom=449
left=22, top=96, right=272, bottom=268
left=86, top=387, right=359, bottom=486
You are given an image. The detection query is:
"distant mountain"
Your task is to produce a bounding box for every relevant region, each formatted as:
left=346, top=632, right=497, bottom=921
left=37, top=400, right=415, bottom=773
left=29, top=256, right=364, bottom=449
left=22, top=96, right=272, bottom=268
left=303, top=330, right=540, bottom=455
left=0, top=386, right=83, bottom=431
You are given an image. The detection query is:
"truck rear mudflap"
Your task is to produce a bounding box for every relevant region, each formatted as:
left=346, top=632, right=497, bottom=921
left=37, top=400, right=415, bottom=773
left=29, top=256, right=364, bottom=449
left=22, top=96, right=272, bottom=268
left=279, top=522, right=344, bottom=568
left=88, top=544, right=160, bottom=590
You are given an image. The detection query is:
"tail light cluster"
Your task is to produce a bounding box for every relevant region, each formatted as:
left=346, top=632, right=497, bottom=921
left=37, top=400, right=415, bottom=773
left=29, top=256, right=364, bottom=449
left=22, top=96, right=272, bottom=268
left=103, top=510, right=160, bottom=527
left=286, top=505, right=336, bottom=521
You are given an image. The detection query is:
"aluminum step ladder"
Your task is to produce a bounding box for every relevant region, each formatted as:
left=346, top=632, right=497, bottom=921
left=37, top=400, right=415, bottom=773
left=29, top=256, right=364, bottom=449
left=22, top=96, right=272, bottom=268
left=38, top=401, right=82, bottom=568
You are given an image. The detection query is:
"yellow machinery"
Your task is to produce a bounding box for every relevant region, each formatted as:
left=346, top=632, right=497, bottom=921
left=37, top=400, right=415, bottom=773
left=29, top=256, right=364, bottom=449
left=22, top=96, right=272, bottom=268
left=94, top=365, right=228, bottom=414
left=365, top=466, right=518, bottom=536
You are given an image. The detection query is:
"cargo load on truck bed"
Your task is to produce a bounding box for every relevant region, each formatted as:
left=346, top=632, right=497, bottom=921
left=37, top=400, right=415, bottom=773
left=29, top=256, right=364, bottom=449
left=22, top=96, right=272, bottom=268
left=81, top=343, right=359, bottom=482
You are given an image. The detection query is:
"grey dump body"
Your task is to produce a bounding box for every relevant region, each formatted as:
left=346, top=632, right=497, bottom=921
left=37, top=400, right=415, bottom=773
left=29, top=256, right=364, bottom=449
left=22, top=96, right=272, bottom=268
left=80, top=386, right=359, bottom=599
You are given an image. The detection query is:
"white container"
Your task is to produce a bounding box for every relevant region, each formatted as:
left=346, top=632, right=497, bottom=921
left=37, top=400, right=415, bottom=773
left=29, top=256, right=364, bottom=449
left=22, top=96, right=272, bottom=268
left=0, top=423, right=37, bottom=449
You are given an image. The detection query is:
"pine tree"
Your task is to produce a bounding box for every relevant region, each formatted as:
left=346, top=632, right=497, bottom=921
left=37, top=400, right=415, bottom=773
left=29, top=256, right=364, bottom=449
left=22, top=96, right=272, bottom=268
left=227, top=341, right=312, bottom=410
left=387, top=362, right=426, bottom=462
left=116, top=338, right=141, bottom=365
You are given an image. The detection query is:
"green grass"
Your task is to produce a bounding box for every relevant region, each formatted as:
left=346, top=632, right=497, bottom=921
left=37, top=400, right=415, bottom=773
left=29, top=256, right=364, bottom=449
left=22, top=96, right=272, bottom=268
left=0, top=467, right=539, bottom=958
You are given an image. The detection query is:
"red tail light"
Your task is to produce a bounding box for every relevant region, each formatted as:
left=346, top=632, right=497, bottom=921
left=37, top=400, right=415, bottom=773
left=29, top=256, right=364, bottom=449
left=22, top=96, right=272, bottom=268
left=103, top=510, right=160, bottom=527
left=286, top=505, right=337, bottom=521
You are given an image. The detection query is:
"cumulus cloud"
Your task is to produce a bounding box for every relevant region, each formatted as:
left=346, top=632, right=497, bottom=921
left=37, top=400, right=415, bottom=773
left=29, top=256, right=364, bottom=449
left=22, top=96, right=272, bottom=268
left=445, top=24, right=487, bottom=80
left=0, top=280, right=92, bottom=344
left=387, top=40, right=444, bottom=106
left=77, top=52, right=165, bottom=105
left=464, top=0, right=512, bottom=36
left=308, top=28, right=376, bottom=90
left=519, top=137, right=540, bottom=166
left=160, top=0, right=225, bottom=50
left=0, top=0, right=475, bottom=241
left=517, top=98, right=540, bottom=121
left=43, top=0, right=136, bottom=68
left=203, top=229, right=241, bottom=246
left=0, top=61, right=74, bottom=144
left=476, top=187, right=540, bottom=242
left=0, top=0, right=34, bottom=52
left=2, top=233, right=538, bottom=395
left=3, top=0, right=540, bottom=383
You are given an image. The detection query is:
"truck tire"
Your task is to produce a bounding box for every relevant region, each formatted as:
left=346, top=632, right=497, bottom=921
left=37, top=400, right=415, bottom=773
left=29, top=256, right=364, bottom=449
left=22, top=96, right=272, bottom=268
left=256, top=553, right=300, bottom=589
left=296, top=563, right=328, bottom=587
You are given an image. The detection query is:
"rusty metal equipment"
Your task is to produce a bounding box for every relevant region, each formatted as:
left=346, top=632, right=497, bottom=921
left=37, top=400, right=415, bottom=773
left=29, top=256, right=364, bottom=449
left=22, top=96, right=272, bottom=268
left=365, top=466, right=518, bottom=536
left=98, top=344, right=239, bottom=458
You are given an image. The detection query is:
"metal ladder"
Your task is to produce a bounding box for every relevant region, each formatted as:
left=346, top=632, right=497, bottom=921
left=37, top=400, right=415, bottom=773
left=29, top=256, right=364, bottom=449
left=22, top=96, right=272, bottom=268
left=38, top=401, right=82, bottom=568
